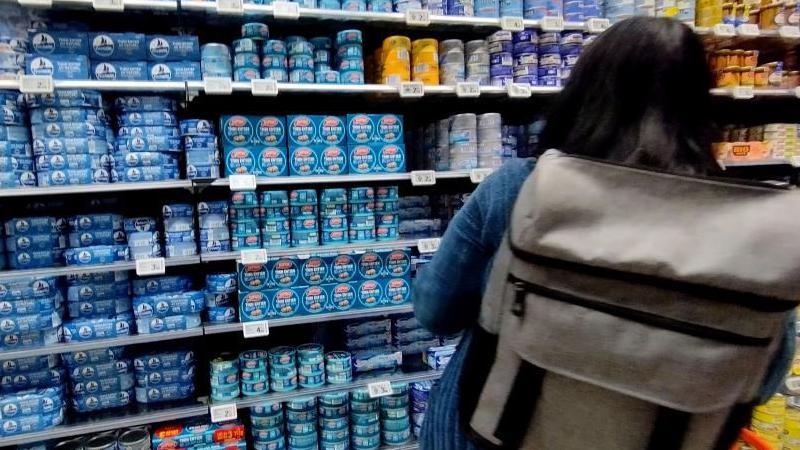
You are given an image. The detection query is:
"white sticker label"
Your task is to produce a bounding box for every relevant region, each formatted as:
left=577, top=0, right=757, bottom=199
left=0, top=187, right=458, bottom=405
left=586, top=17, right=610, bottom=33
left=507, top=83, right=532, bottom=98
left=470, top=168, right=493, bottom=183
left=779, top=25, right=800, bottom=38
left=251, top=78, right=279, bottom=96
left=410, top=170, right=436, bottom=186
left=399, top=81, right=424, bottom=98
left=92, top=0, right=124, bottom=11
left=273, top=0, right=300, bottom=19
left=228, top=174, right=257, bottom=191
left=210, top=404, right=238, bottom=423
left=243, top=320, right=270, bottom=338
left=19, top=75, right=53, bottom=94
left=240, top=248, right=268, bottom=265
left=500, top=16, right=525, bottom=31
left=786, top=377, right=800, bottom=391
left=417, top=237, right=441, bottom=253
left=204, top=77, right=233, bottom=95
left=216, top=0, right=243, bottom=14
left=712, top=23, right=736, bottom=37
left=540, top=16, right=564, bottom=31
left=135, top=257, right=166, bottom=276
left=18, top=0, right=53, bottom=7
left=732, top=85, right=754, bottom=99
left=405, top=8, right=431, bottom=26
left=736, top=23, right=760, bottom=36
left=455, top=81, right=480, bottom=98
left=367, top=381, right=393, bottom=398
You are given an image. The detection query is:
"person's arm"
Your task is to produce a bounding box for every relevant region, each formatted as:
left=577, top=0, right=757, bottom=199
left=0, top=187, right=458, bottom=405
left=757, top=312, right=796, bottom=403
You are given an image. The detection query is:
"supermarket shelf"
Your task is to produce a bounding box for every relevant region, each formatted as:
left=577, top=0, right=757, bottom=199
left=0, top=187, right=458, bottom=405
left=0, top=0, right=178, bottom=10
left=382, top=443, right=419, bottom=450
left=0, top=180, right=193, bottom=198
left=216, top=369, right=443, bottom=408
left=718, top=158, right=796, bottom=168
left=201, top=238, right=422, bottom=263
left=201, top=171, right=472, bottom=188
left=0, top=79, right=187, bottom=92
left=0, top=255, right=201, bottom=281
left=0, top=401, right=208, bottom=447
left=204, top=304, right=414, bottom=335
left=710, top=87, right=798, bottom=98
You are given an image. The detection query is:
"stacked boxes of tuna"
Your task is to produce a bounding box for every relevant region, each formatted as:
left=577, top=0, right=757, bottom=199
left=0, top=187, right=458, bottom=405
left=337, top=30, right=365, bottom=85
left=62, top=269, right=132, bottom=344
left=321, top=188, right=347, bottom=246
left=0, top=276, right=64, bottom=353
left=237, top=248, right=412, bottom=322
left=114, top=96, right=181, bottom=182
left=64, top=346, right=134, bottom=412
left=0, top=37, right=26, bottom=80
left=125, top=215, right=160, bottom=260
left=198, top=200, right=231, bottom=254
left=348, top=187, right=375, bottom=243
left=230, top=190, right=263, bottom=250
left=347, top=114, right=405, bottom=174
left=205, top=272, right=238, bottom=324
left=63, top=213, right=128, bottom=270
left=344, top=318, right=403, bottom=375
left=262, top=39, right=288, bottom=82
left=233, top=34, right=262, bottom=82
left=4, top=216, right=65, bottom=270
left=398, top=195, right=442, bottom=237
left=133, top=349, right=196, bottom=404
left=240, top=349, right=269, bottom=396
left=261, top=190, right=291, bottom=249
left=131, top=274, right=203, bottom=334
left=210, top=352, right=239, bottom=402
left=393, top=313, right=439, bottom=356
left=288, top=36, right=316, bottom=84
left=152, top=418, right=246, bottom=449
left=447, top=0, right=475, bottom=16
left=292, top=189, right=320, bottom=247
left=0, top=91, right=34, bottom=188
left=289, top=115, right=345, bottom=176
left=0, top=355, right=66, bottom=436
left=221, top=115, right=288, bottom=177
left=181, top=119, right=220, bottom=180
left=162, top=203, right=197, bottom=258
left=27, top=25, right=89, bottom=80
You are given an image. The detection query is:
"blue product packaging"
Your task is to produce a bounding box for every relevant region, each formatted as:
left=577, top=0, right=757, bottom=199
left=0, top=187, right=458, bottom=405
left=262, top=54, right=287, bottom=69
left=114, top=151, right=173, bottom=168
left=220, top=115, right=255, bottom=146
left=33, top=136, right=109, bottom=155
left=234, top=52, right=261, bottom=68
left=71, top=388, right=133, bottom=412
left=289, top=146, right=320, bottom=176
left=225, top=147, right=257, bottom=175
left=26, top=54, right=89, bottom=79
left=373, top=114, right=403, bottom=144
left=262, top=68, right=288, bottom=82
left=66, top=281, right=128, bottom=302
left=118, top=111, right=176, bottom=127
left=6, top=234, right=64, bottom=253
left=36, top=154, right=108, bottom=171
left=26, top=90, right=103, bottom=109
left=0, top=276, right=58, bottom=300
left=134, top=364, right=195, bottom=386
left=255, top=116, right=286, bottom=147
left=287, top=115, right=322, bottom=146
left=346, top=114, right=375, bottom=145
left=134, top=349, right=194, bottom=371
left=132, top=290, right=204, bottom=318
left=258, top=147, right=288, bottom=177
left=67, top=297, right=130, bottom=318
left=89, top=33, right=146, bottom=61
left=68, top=213, right=122, bottom=232
left=315, top=70, right=340, bottom=84
left=0, top=355, right=58, bottom=375
left=62, top=315, right=132, bottom=342
left=114, top=95, right=176, bottom=112
left=28, top=30, right=88, bottom=55
left=1, top=327, right=62, bottom=350
left=0, top=311, right=59, bottom=335
left=147, top=35, right=201, bottom=61
left=135, top=382, right=195, bottom=403
left=384, top=277, right=411, bottom=304
left=0, top=107, right=25, bottom=127
left=0, top=367, right=65, bottom=393
left=72, top=372, right=135, bottom=395
left=180, top=119, right=215, bottom=137
left=36, top=168, right=110, bottom=186
left=118, top=125, right=179, bottom=138
left=0, top=409, right=64, bottom=435
left=116, top=166, right=178, bottom=182
left=92, top=61, right=148, bottom=81
left=0, top=142, right=33, bottom=158
left=206, top=306, right=236, bottom=323
left=135, top=313, right=202, bottom=334
left=149, top=62, right=202, bottom=81
left=289, top=69, right=314, bottom=83
left=348, top=145, right=378, bottom=174
left=239, top=291, right=271, bottom=321
left=234, top=67, right=260, bottom=81
left=0, top=125, right=29, bottom=142
left=63, top=245, right=129, bottom=266
left=123, top=216, right=158, bottom=233
left=0, top=386, right=63, bottom=416
left=30, top=106, right=106, bottom=124
left=339, top=70, right=364, bottom=84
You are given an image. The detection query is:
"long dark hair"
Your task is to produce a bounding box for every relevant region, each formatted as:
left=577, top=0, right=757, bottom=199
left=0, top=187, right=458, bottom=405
left=540, top=17, right=718, bottom=174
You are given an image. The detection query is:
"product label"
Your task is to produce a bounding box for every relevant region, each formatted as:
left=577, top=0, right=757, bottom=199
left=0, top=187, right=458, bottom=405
left=301, top=285, right=328, bottom=314
left=272, top=288, right=300, bottom=317
left=258, top=147, right=287, bottom=176
left=222, top=115, right=254, bottom=146
left=270, top=258, right=299, bottom=287
left=349, top=145, right=377, bottom=174
left=330, top=254, right=357, bottom=281
left=329, top=283, right=355, bottom=311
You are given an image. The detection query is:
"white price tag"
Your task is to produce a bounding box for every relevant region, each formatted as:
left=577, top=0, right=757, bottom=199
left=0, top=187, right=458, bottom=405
left=712, top=23, right=736, bottom=37
left=367, top=381, right=393, bottom=398
left=736, top=23, right=760, bottom=36
left=204, top=77, right=232, bottom=95
left=18, top=0, right=53, bottom=7
left=273, top=1, right=300, bottom=19
left=216, top=0, right=243, bottom=14
left=732, top=85, right=754, bottom=100
left=470, top=168, right=493, bottom=183
left=135, top=257, right=166, bottom=276
left=500, top=16, right=525, bottom=31
left=19, top=75, right=53, bottom=94
left=586, top=17, right=610, bottom=33
left=251, top=78, right=279, bottom=96
left=92, top=0, right=124, bottom=11
left=791, top=156, right=800, bottom=168
left=243, top=320, right=270, bottom=338
left=405, top=8, right=431, bottom=26
left=240, top=248, right=268, bottom=265
left=455, top=82, right=480, bottom=98
left=399, top=81, right=424, bottom=98
left=507, top=83, right=531, bottom=98
left=779, top=25, right=800, bottom=38
left=210, top=404, right=238, bottom=423
left=410, top=170, right=436, bottom=186
left=786, top=377, right=800, bottom=391
left=794, top=86, right=800, bottom=98
left=417, top=237, right=441, bottom=253
left=228, top=174, right=257, bottom=191
left=540, top=16, right=564, bottom=31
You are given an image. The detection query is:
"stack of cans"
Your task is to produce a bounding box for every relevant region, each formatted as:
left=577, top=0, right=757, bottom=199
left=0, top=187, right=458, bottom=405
left=4, top=216, right=66, bottom=269
left=297, top=343, right=326, bottom=388
left=523, top=0, right=562, bottom=18
left=325, top=350, right=353, bottom=385
left=251, top=402, right=285, bottom=449
left=411, top=39, right=439, bottom=85
left=311, top=37, right=338, bottom=84
left=369, top=0, right=394, bottom=11
left=394, top=0, right=422, bottom=12
left=343, top=0, right=367, bottom=11
left=229, top=190, right=262, bottom=251
left=0, top=37, right=26, bottom=80
left=477, top=113, right=503, bottom=169
left=375, top=185, right=399, bottom=241
left=411, top=381, right=432, bottom=438
left=538, top=32, right=561, bottom=87
left=320, top=0, right=341, bottom=11
left=501, top=0, right=524, bottom=15
left=513, top=30, right=538, bottom=86
left=475, top=0, right=500, bottom=17
left=287, top=397, right=318, bottom=449
left=0, top=354, right=65, bottom=436
left=181, top=119, right=220, bottom=180
left=65, top=269, right=130, bottom=328
left=268, top=346, right=298, bottom=392
left=32, top=90, right=113, bottom=187
left=563, top=0, right=582, bottom=20
left=204, top=272, right=237, bottom=324
left=336, top=30, right=365, bottom=85
left=240, top=349, right=269, bottom=396
left=487, top=31, right=512, bottom=86
left=381, top=383, right=412, bottom=446
left=447, top=0, right=475, bottom=15
left=124, top=215, right=160, bottom=260
left=114, top=95, right=180, bottom=183
left=381, top=36, right=411, bottom=86
left=162, top=203, right=197, bottom=258
left=582, top=0, right=601, bottom=19
left=288, top=36, right=315, bottom=84
left=198, top=200, right=231, bottom=254
left=233, top=38, right=261, bottom=82
left=67, top=349, right=134, bottom=413
left=0, top=91, right=33, bottom=188
left=201, top=43, right=233, bottom=79
left=351, top=388, right=381, bottom=450
left=560, top=31, right=582, bottom=85
left=242, top=22, right=270, bottom=42
left=290, top=189, right=319, bottom=247
left=490, top=45, right=513, bottom=87
left=449, top=113, right=478, bottom=170
left=210, top=352, right=240, bottom=402
left=434, top=118, right=450, bottom=170
left=466, top=39, right=490, bottom=85
left=439, top=39, right=465, bottom=85
left=262, top=39, right=288, bottom=82
left=320, top=393, right=350, bottom=450
left=0, top=276, right=63, bottom=349
left=261, top=190, right=291, bottom=249
left=502, top=124, right=521, bottom=160
left=348, top=187, right=375, bottom=243
left=320, top=188, right=348, bottom=246
left=133, top=349, right=196, bottom=404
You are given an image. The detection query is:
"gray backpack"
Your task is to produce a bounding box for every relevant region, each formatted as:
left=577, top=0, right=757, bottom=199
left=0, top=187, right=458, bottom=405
left=468, top=150, right=800, bottom=450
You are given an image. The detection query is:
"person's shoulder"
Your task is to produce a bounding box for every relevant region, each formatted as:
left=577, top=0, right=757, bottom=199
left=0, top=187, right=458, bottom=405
left=480, top=158, right=536, bottom=200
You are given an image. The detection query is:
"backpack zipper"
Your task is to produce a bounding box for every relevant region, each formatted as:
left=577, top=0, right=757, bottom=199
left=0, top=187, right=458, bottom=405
left=508, top=274, right=772, bottom=347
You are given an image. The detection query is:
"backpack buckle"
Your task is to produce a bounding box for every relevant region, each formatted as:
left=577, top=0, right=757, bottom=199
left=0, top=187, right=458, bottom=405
left=511, top=283, right=526, bottom=317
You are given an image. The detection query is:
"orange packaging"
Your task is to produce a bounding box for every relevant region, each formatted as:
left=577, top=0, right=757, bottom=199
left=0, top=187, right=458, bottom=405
left=717, top=66, right=741, bottom=87
left=742, top=50, right=758, bottom=66
left=740, top=66, right=755, bottom=86
left=754, top=67, right=769, bottom=86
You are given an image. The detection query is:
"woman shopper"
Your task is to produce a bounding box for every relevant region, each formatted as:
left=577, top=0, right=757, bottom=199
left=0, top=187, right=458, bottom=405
left=412, top=16, right=798, bottom=450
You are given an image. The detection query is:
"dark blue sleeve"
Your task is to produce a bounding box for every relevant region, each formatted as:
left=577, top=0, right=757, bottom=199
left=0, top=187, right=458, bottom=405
left=758, top=312, right=796, bottom=403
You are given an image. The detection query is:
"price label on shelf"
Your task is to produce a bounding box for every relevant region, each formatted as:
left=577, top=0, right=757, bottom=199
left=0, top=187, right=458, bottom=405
left=228, top=174, right=257, bottom=191
left=507, top=83, right=531, bottom=98
left=367, top=381, right=393, bottom=398
left=470, top=168, right=493, bottom=183
left=786, top=377, right=800, bottom=391
left=18, top=0, right=53, bottom=7
left=732, top=85, right=754, bottom=100
left=417, top=237, right=441, bottom=253
left=399, top=81, right=424, bottom=98
left=736, top=24, right=760, bottom=36
left=405, top=9, right=431, bottom=26
left=136, top=257, right=166, bottom=276
left=779, top=26, right=800, bottom=38
left=273, top=1, right=300, bottom=19
left=791, top=156, right=800, bottom=168
left=19, top=75, right=53, bottom=94
left=243, top=320, right=270, bottom=338
left=216, top=0, right=243, bottom=14
left=794, top=86, right=800, bottom=98
left=500, top=16, right=525, bottom=31
left=92, top=0, right=124, bottom=11
left=251, top=79, right=279, bottom=96
left=586, top=17, right=610, bottom=33
left=712, top=23, right=736, bottom=37
left=210, top=403, right=238, bottom=423
left=540, top=16, right=564, bottom=31
left=204, top=77, right=233, bottom=95
left=455, top=82, right=480, bottom=98
left=410, top=170, right=436, bottom=186
left=240, top=248, right=268, bottom=265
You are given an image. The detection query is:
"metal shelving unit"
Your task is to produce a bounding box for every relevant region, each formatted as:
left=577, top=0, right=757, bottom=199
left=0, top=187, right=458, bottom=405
left=200, top=171, right=472, bottom=188
left=0, top=255, right=200, bottom=281
left=0, top=180, right=193, bottom=198
left=200, top=237, right=423, bottom=263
